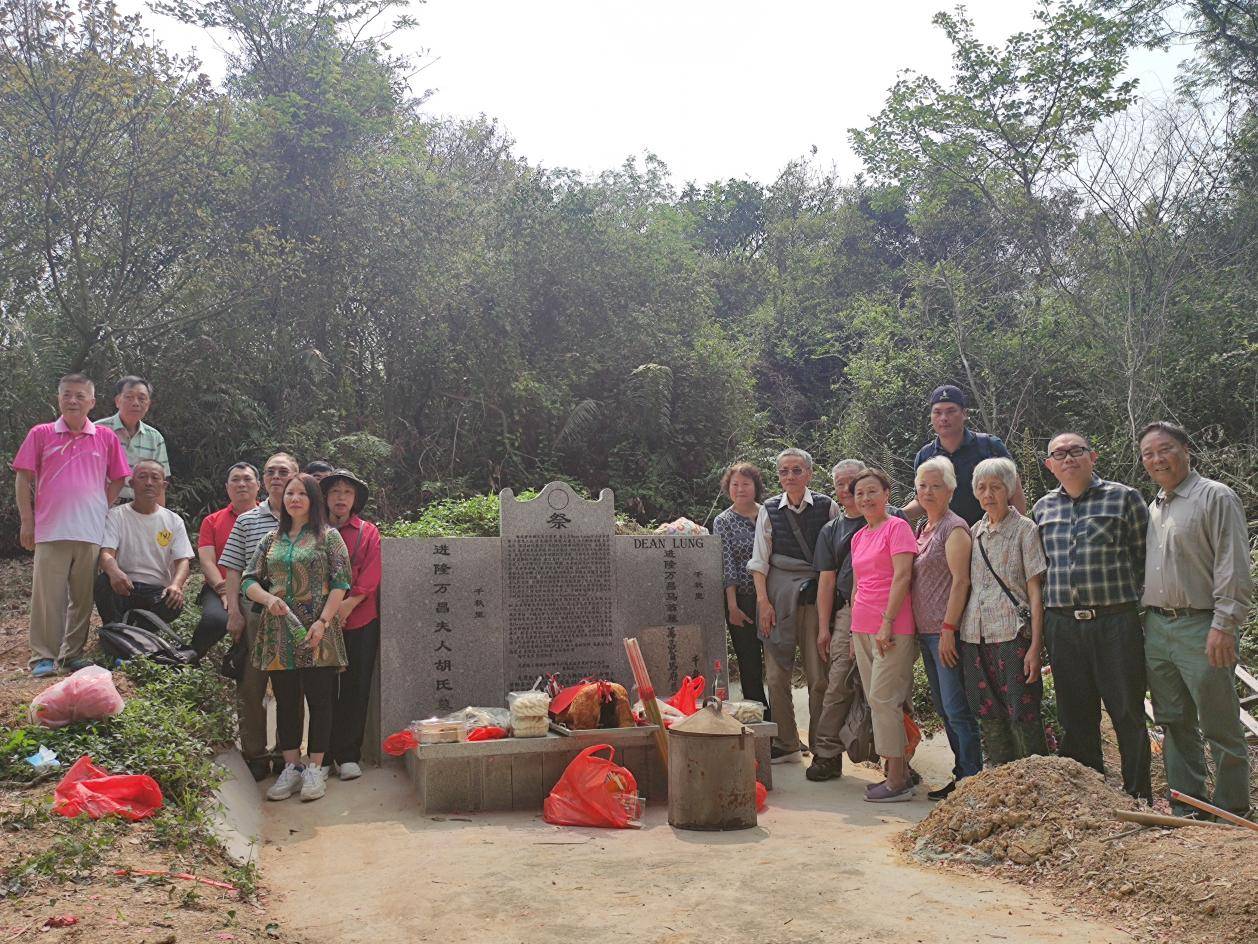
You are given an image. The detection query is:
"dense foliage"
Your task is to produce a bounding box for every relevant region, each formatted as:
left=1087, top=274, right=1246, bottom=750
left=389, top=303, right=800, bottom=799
left=0, top=0, right=1254, bottom=546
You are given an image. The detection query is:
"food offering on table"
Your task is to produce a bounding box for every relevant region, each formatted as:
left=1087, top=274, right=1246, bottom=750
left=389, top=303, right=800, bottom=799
left=414, top=718, right=463, bottom=743
left=547, top=678, right=635, bottom=729
left=723, top=700, right=766, bottom=724
left=508, top=687, right=551, bottom=738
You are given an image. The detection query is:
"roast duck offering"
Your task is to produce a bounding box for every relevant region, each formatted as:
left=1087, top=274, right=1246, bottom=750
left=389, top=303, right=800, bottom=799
left=548, top=679, right=634, bottom=730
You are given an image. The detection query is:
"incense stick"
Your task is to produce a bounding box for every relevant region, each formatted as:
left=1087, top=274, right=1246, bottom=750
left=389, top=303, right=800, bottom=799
left=624, top=637, right=668, bottom=768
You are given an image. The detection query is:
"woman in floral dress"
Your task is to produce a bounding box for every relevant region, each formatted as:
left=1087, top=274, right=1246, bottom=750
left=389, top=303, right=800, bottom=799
left=243, top=472, right=350, bottom=801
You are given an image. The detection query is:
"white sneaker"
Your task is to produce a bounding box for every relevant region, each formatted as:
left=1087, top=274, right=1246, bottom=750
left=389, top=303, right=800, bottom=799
left=300, top=764, right=327, bottom=801
left=338, top=761, right=362, bottom=781
left=267, top=763, right=303, bottom=800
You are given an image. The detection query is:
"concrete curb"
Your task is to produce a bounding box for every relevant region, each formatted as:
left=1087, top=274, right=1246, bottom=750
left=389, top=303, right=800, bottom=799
left=211, top=749, right=262, bottom=866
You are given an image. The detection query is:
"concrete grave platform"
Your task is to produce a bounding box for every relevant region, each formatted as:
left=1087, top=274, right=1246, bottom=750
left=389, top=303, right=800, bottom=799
left=404, top=722, right=777, bottom=814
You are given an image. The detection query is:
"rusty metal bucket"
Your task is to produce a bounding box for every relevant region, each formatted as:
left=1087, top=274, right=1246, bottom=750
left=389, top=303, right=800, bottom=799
left=666, top=701, right=757, bottom=831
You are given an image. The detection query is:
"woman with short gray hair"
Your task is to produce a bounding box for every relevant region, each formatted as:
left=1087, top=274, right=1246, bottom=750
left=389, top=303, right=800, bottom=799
left=911, top=456, right=981, bottom=799
left=959, top=457, right=1050, bottom=764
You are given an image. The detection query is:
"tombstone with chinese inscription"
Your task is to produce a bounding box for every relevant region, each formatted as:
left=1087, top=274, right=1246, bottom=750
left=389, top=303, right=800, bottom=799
left=378, top=482, right=731, bottom=737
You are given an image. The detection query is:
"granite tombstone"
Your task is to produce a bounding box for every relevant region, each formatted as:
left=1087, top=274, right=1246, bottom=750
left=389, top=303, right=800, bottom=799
left=379, top=482, right=728, bottom=736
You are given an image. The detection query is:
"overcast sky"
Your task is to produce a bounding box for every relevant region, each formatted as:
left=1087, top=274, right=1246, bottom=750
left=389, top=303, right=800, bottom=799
left=127, top=0, right=1190, bottom=186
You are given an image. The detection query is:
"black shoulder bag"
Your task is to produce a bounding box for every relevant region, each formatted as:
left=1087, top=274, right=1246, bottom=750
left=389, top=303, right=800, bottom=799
left=977, top=532, right=1032, bottom=637
left=782, top=505, right=819, bottom=605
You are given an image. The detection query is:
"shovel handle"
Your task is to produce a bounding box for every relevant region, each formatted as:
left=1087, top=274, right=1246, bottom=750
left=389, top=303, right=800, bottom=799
left=1169, top=790, right=1258, bottom=832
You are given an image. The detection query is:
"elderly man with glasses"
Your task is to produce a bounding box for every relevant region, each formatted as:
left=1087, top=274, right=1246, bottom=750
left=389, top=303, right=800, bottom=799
left=747, top=448, right=838, bottom=763
left=1033, top=432, right=1151, bottom=801
left=218, top=451, right=301, bottom=781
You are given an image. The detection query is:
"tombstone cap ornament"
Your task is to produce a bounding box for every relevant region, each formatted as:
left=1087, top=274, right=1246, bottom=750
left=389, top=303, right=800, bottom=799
left=929, top=384, right=967, bottom=408
left=320, top=468, right=369, bottom=515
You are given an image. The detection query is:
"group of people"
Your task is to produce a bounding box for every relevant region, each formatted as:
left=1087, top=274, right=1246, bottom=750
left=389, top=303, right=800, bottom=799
left=715, top=385, right=1252, bottom=816
left=12, top=373, right=382, bottom=803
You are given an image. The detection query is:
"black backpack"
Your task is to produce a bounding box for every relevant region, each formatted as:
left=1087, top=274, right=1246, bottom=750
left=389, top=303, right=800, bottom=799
left=98, top=609, right=199, bottom=667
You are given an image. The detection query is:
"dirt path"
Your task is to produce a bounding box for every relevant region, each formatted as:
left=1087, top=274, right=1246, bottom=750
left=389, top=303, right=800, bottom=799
left=260, top=741, right=1131, bottom=944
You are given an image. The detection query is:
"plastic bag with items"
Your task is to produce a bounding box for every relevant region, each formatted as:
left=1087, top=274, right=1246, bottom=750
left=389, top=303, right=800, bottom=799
left=29, top=666, right=125, bottom=729
left=543, top=745, right=642, bottom=828
left=53, top=755, right=163, bottom=821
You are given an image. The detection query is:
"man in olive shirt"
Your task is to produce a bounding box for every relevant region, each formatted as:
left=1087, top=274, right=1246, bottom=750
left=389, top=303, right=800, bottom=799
left=1139, top=421, right=1253, bottom=818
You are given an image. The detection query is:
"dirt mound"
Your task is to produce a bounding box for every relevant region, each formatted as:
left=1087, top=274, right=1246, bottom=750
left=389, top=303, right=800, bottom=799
left=909, top=754, right=1139, bottom=865
left=906, top=754, right=1258, bottom=944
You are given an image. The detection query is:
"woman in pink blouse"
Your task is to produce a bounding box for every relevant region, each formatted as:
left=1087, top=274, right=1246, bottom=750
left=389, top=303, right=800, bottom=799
left=849, top=469, right=919, bottom=802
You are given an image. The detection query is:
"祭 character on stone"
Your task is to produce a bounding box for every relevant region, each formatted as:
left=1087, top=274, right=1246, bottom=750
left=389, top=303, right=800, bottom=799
left=12, top=373, right=131, bottom=678
left=1138, top=421, right=1253, bottom=819
left=193, top=462, right=261, bottom=657
left=218, top=451, right=301, bottom=781
left=959, top=457, right=1050, bottom=766
left=809, top=459, right=907, bottom=783
left=909, top=456, right=982, bottom=799
left=905, top=384, right=1026, bottom=526
left=747, top=448, right=838, bottom=764
left=1033, top=432, right=1152, bottom=801
left=243, top=473, right=351, bottom=803
left=848, top=469, right=919, bottom=802
left=95, top=459, right=194, bottom=626
left=97, top=376, right=170, bottom=504
left=712, top=461, right=770, bottom=717
left=321, top=469, right=382, bottom=782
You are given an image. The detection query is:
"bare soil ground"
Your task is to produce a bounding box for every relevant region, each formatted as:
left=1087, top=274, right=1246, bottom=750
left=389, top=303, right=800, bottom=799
left=908, top=755, right=1258, bottom=944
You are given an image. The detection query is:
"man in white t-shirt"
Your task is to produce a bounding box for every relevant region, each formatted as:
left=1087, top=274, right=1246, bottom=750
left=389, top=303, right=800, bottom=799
left=95, top=459, right=193, bottom=625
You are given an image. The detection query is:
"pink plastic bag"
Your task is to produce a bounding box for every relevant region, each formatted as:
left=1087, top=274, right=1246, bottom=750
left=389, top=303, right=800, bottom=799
left=29, top=666, right=124, bottom=729
left=53, top=755, right=163, bottom=821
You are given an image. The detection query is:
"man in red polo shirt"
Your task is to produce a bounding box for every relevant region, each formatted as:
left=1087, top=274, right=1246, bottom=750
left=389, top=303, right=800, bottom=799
left=192, top=462, right=260, bottom=656
left=321, top=470, right=381, bottom=781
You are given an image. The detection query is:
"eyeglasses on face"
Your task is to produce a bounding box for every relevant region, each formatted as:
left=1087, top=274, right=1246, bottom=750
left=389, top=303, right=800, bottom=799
left=777, top=467, right=808, bottom=478
left=263, top=467, right=292, bottom=477
left=1047, top=446, right=1089, bottom=461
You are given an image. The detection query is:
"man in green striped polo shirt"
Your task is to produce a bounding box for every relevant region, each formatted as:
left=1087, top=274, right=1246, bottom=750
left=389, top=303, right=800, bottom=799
left=98, top=376, right=170, bottom=503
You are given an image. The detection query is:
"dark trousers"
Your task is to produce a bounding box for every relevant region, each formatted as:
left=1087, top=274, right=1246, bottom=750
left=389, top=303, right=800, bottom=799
left=729, top=590, right=769, bottom=719
left=270, top=666, right=339, bottom=756
left=191, top=585, right=229, bottom=656
left=330, top=620, right=380, bottom=765
left=94, top=572, right=183, bottom=626
left=1045, top=607, right=1152, bottom=800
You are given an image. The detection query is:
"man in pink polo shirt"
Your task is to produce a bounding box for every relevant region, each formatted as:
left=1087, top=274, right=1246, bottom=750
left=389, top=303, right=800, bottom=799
left=12, top=374, right=131, bottom=677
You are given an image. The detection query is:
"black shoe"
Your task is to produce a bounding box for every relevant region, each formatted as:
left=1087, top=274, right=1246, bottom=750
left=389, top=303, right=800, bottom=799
left=770, top=744, right=802, bottom=765
left=246, top=757, right=271, bottom=782
left=927, top=780, right=956, bottom=801
left=908, top=766, right=922, bottom=787
left=805, top=755, right=843, bottom=782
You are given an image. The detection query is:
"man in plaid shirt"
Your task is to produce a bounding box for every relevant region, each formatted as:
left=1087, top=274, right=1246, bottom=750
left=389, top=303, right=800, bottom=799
left=1033, top=432, right=1151, bottom=800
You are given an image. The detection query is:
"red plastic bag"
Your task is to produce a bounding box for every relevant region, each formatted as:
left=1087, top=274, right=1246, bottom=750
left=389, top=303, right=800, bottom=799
left=29, top=666, right=124, bottom=729
left=465, top=726, right=507, bottom=741
left=543, top=745, right=639, bottom=828
left=903, top=711, right=922, bottom=760
left=53, top=755, right=162, bottom=821
left=665, top=676, right=706, bottom=715
left=755, top=780, right=767, bottom=812
left=382, top=730, right=419, bottom=756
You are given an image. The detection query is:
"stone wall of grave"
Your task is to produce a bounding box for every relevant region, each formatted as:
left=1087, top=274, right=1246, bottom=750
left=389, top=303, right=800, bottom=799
left=379, top=532, right=729, bottom=736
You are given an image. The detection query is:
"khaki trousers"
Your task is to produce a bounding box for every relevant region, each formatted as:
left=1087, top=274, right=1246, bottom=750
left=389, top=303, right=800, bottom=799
left=29, top=540, right=99, bottom=666
left=764, top=603, right=826, bottom=752
left=853, top=631, right=918, bottom=758
left=236, top=603, right=270, bottom=761
left=811, top=605, right=855, bottom=760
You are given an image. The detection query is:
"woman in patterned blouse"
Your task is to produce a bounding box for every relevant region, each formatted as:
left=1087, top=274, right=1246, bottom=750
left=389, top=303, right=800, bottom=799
left=959, top=457, right=1050, bottom=764
left=243, top=472, right=351, bottom=802
left=712, top=462, right=769, bottom=713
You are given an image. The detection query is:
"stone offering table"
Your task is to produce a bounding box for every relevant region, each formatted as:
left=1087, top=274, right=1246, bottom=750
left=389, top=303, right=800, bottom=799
left=405, top=722, right=777, bottom=814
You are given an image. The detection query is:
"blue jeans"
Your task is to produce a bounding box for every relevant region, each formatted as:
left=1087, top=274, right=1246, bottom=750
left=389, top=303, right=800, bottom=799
left=919, top=633, right=983, bottom=779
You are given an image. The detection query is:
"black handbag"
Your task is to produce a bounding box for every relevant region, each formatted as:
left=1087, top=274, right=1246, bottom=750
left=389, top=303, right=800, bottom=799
left=220, top=637, right=249, bottom=681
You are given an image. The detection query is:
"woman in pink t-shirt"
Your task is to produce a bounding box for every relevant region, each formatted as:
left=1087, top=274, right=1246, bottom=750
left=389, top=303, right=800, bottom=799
left=850, top=469, right=918, bottom=802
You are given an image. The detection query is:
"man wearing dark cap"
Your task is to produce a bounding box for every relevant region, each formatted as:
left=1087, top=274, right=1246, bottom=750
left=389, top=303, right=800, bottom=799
left=321, top=470, right=381, bottom=781
left=906, top=385, right=1026, bottom=526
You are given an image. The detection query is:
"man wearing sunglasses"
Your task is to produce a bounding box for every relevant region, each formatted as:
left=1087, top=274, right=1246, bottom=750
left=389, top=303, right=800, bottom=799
left=218, top=451, right=301, bottom=781
left=747, top=448, right=838, bottom=764
left=1033, top=433, right=1151, bottom=801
